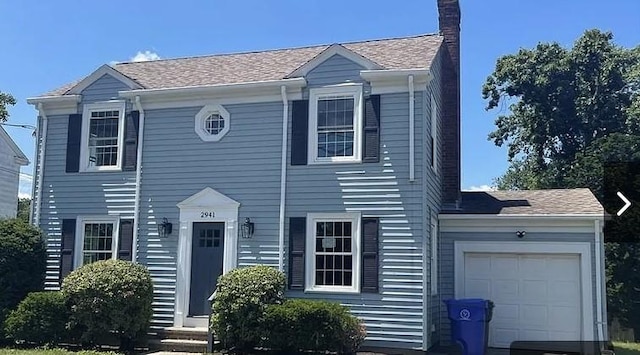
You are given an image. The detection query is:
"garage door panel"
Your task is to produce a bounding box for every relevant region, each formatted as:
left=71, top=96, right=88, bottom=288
left=463, top=253, right=582, bottom=348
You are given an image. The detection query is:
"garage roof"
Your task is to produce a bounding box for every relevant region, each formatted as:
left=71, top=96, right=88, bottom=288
left=444, top=188, right=604, bottom=215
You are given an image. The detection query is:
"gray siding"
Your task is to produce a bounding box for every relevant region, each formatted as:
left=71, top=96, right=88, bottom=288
left=285, top=55, right=428, bottom=350
left=438, top=231, right=600, bottom=345
left=138, top=102, right=284, bottom=327
left=0, top=136, right=21, bottom=218
left=39, top=73, right=136, bottom=290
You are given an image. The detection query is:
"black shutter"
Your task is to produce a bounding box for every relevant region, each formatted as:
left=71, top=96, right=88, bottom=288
left=118, top=219, right=134, bottom=261
left=363, top=95, right=381, bottom=163
left=66, top=114, right=82, bottom=173
left=60, top=219, right=76, bottom=280
left=361, top=217, right=379, bottom=293
left=291, top=100, right=309, bottom=166
left=288, top=217, right=306, bottom=290
left=123, top=111, right=140, bottom=171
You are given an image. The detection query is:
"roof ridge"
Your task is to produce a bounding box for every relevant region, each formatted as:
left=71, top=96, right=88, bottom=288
left=114, top=32, right=441, bottom=66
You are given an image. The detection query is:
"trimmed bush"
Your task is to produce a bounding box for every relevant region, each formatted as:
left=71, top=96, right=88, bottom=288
left=61, top=259, right=153, bottom=350
left=0, top=219, right=46, bottom=341
left=4, top=291, right=69, bottom=345
left=211, top=265, right=286, bottom=352
left=262, top=299, right=366, bottom=354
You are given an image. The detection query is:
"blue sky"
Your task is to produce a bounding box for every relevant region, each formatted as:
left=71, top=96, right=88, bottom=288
left=2, top=0, right=639, bottom=197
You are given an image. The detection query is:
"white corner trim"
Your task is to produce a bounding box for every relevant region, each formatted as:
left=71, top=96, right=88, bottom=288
left=131, top=96, right=145, bottom=264
left=286, top=44, right=383, bottom=78
left=307, top=84, right=363, bottom=165
left=304, top=212, right=362, bottom=294
left=594, top=219, right=606, bottom=341
left=32, top=105, right=48, bottom=226
left=195, top=104, right=230, bottom=142
left=408, top=75, right=415, bottom=182
left=277, top=86, right=288, bottom=272
left=67, top=64, right=143, bottom=95
left=73, top=215, right=121, bottom=269
left=79, top=101, right=127, bottom=172
left=174, top=187, right=240, bottom=328
left=454, top=241, right=595, bottom=341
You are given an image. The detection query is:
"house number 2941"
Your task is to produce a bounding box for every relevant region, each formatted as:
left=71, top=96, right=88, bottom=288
left=200, top=211, right=215, bottom=218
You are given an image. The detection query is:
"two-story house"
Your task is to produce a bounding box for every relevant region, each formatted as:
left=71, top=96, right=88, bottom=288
left=27, top=0, right=607, bottom=351
left=0, top=126, right=29, bottom=219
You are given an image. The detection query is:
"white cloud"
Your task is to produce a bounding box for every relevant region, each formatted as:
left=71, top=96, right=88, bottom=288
left=130, top=50, right=161, bottom=62
left=464, top=184, right=496, bottom=192
left=19, top=173, right=33, bottom=199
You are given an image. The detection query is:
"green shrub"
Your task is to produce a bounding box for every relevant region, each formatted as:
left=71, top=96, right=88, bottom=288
left=61, top=259, right=153, bottom=350
left=4, top=291, right=69, bottom=345
left=211, top=265, right=286, bottom=352
left=262, top=299, right=366, bottom=353
left=0, top=219, right=46, bottom=340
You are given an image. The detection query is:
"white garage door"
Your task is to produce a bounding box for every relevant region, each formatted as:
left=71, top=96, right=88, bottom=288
left=463, top=253, right=582, bottom=348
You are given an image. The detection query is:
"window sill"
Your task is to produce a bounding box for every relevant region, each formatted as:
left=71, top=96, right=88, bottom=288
left=309, top=157, right=362, bottom=165
left=304, top=286, right=360, bottom=294
left=80, top=166, right=123, bottom=173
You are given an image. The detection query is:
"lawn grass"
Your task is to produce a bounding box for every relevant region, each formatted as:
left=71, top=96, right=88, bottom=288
left=614, top=341, right=640, bottom=355
left=0, top=349, right=119, bottom=355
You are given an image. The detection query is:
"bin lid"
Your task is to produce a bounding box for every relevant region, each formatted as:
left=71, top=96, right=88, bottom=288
left=444, top=298, right=487, bottom=305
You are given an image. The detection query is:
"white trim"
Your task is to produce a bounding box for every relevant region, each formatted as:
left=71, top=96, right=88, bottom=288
left=277, top=86, right=288, bottom=272
left=430, top=92, right=438, bottom=174
left=304, top=212, right=362, bottom=294
left=430, top=215, right=438, bottom=295
left=133, top=91, right=303, bottom=110
left=26, top=94, right=82, bottom=115
left=360, top=69, right=432, bottom=95
left=33, top=104, right=48, bottom=226
left=131, top=96, right=145, bottom=264
left=74, top=215, right=121, bottom=268
left=67, top=65, right=143, bottom=95
left=195, top=104, right=230, bottom=142
left=308, top=84, right=363, bottom=165
left=454, top=241, right=595, bottom=342
left=174, top=187, right=240, bottom=328
left=408, top=75, right=415, bottom=182
left=79, top=101, right=127, bottom=172
left=594, top=219, right=606, bottom=341
left=286, top=44, right=383, bottom=78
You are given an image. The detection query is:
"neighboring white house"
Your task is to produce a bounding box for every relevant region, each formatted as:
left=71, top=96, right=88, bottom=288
left=0, top=127, right=29, bottom=219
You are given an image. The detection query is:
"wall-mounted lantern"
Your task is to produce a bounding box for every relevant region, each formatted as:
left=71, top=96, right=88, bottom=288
left=158, top=217, right=173, bottom=237
left=516, top=230, right=526, bottom=238
left=240, top=218, right=255, bottom=239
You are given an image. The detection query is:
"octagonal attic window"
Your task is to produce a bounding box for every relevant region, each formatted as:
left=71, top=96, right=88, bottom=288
left=196, top=104, right=230, bottom=141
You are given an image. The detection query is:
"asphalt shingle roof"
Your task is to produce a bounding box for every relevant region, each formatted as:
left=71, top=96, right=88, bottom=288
left=444, top=188, right=604, bottom=215
left=44, top=33, right=444, bottom=97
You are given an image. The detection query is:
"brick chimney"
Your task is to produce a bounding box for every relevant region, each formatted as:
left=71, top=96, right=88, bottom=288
left=437, top=0, right=461, bottom=209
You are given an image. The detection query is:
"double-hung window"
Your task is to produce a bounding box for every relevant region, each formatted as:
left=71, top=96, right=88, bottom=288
left=308, top=85, right=363, bottom=164
left=305, top=213, right=361, bottom=293
left=80, top=101, right=126, bottom=171
left=75, top=216, right=119, bottom=267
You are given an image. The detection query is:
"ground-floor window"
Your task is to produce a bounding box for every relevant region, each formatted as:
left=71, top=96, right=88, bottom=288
left=77, top=216, right=119, bottom=266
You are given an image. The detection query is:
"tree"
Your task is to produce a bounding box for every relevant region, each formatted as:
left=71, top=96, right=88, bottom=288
left=0, top=91, right=16, bottom=123
left=16, top=198, right=30, bottom=224
left=484, top=29, right=640, bottom=335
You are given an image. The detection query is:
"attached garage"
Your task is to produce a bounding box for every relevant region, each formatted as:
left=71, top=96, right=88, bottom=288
left=438, top=189, right=607, bottom=349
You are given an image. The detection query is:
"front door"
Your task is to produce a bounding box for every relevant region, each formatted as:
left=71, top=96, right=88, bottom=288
left=189, top=222, right=225, bottom=316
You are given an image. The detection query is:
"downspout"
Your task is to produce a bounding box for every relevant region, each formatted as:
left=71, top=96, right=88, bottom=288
left=408, top=75, right=415, bottom=182
left=278, top=86, right=289, bottom=272
left=132, top=96, right=145, bottom=264
left=594, top=219, right=606, bottom=342
left=33, top=103, right=48, bottom=226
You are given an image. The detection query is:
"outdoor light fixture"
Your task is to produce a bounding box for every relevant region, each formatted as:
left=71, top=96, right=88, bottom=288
left=516, top=230, right=526, bottom=238
left=158, top=217, right=173, bottom=237
left=240, top=218, right=255, bottom=239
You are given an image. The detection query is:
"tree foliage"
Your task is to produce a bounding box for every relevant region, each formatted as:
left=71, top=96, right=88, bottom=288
left=484, top=29, right=640, bottom=334
left=17, top=198, right=30, bottom=224
left=0, top=91, right=16, bottom=123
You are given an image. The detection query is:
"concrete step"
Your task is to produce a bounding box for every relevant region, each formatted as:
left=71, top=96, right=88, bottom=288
left=152, top=327, right=209, bottom=341
left=149, top=338, right=210, bottom=353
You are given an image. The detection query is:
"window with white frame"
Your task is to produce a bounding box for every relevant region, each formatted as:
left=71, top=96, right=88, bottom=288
left=309, top=85, right=363, bottom=163
left=76, top=216, right=119, bottom=267
left=306, top=213, right=361, bottom=293
left=81, top=101, right=126, bottom=171
left=430, top=93, right=438, bottom=173
left=195, top=104, right=230, bottom=141
left=430, top=215, right=438, bottom=294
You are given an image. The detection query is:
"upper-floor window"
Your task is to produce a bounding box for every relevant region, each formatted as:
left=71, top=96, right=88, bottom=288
left=80, top=101, right=126, bottom=172
left=196, top=104, right=230, bottom=141
left=308, top=85, right=363, bottom=164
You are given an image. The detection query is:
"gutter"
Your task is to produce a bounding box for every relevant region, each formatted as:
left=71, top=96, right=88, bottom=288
left=594, top=219, right=606, bottom=341
left=408, top=75, right=415, bottom=182
left=33, top=103, right=48, bottom=226
left=132, top=96, right=145, bottom=264
left=277, top=86, right=289, bottom=272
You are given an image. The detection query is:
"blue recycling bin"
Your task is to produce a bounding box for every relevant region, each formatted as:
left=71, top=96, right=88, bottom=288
left=445, top=298, right=492, bottom=355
